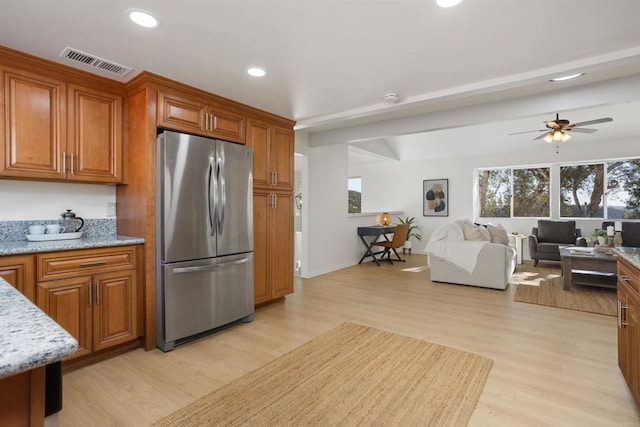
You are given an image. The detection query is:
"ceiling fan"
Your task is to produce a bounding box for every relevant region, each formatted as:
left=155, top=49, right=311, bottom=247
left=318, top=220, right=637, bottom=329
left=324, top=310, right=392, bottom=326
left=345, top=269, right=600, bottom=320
left=510, top=113, right=613, bottom=143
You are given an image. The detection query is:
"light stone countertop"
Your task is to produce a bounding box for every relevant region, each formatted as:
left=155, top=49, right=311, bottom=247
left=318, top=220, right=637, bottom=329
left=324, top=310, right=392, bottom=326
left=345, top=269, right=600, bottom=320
left=0, top=235, right=144, bottom=256
left=0, top=277, right=78, bottom=379
left=615, top=247, right=640, bottom=270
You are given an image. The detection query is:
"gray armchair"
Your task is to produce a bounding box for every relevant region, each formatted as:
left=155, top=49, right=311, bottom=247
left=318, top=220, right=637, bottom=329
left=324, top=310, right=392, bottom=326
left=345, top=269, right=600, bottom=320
left=528, top=220, right=586, bottom=266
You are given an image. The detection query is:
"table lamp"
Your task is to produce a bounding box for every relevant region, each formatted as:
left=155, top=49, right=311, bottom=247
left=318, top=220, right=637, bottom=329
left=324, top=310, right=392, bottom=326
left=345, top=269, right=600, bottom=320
left=380, top=212, right=391, bottom=226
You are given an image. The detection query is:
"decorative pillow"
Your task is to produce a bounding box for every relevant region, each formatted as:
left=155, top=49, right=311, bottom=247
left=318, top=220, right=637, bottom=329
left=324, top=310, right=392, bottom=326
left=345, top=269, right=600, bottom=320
left=462, top=222, right=490, bottom=241
left=487, top=224, right=510, bottom=245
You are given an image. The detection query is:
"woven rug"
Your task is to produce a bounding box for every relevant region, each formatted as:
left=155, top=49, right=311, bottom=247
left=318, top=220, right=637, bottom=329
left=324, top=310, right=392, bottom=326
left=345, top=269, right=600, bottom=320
left=154, top=322, right=493, bottom=426
left=512, top=266, right=616, bottom=316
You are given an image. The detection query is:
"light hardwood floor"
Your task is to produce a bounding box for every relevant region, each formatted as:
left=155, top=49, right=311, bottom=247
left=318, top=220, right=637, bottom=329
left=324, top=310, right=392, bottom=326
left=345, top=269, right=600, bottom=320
left=59, top=255, right=640, bottom=426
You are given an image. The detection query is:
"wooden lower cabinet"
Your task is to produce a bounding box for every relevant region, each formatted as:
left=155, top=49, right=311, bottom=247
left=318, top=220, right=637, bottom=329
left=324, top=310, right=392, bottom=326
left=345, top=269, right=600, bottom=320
left=253, top=190, right=294, bottom=305
left=618, top=257, right=640, bottom=407
left=35, top=246, right=140, bottom=366
left=0, top=254, right=35, bottom=302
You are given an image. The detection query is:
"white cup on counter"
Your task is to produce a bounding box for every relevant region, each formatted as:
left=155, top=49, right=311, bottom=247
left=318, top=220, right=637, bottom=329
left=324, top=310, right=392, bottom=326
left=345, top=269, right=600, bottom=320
left=46, top=224, right=65, bottom=234
left=28, top=225, right=46, bottom=235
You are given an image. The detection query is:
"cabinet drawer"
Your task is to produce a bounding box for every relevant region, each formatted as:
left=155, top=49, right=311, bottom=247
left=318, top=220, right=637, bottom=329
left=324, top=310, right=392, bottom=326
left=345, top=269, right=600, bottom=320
left=618, top=258, right=640, bottom=294
left=37, top=247, right=136, bottom=282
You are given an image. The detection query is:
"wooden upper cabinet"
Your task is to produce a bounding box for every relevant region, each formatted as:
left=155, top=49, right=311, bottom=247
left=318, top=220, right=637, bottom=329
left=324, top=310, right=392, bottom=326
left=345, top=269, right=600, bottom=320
left=0, top=63, right=123, bottom=183
left=272, top=126, right=294, bottom=190
left=247, top=119, right=271, bottom=188
left=157, top=90, right=245, bottom=144
left=0, top=67, right=66, bottom=179
left=67, top=84, right=122, bottom=183
left=247, top=119, right=294, bottom=190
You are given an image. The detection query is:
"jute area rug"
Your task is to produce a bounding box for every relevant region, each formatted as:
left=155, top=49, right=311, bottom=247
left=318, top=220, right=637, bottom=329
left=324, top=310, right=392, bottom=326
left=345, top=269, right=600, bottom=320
left=512, top=264, right=616, bottom=316
left=154, top=322, right=493, bottom=427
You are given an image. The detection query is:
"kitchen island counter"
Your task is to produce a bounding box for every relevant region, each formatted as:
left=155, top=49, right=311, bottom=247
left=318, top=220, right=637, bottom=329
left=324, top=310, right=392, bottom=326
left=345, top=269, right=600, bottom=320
left=0, top=277, right=78, bottom=378
left=0, top=235, right=144, bottom=256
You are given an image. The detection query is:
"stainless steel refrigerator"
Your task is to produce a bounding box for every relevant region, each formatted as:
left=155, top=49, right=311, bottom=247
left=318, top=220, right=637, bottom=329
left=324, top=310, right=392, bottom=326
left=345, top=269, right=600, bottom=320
left=156, top=130, right=254, bottom=352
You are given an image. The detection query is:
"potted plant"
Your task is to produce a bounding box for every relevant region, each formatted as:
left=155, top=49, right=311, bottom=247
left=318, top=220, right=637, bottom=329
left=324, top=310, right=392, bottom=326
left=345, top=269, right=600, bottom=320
left=397, top=216, right=422, bottom=250
left=591, top=229, right=608, bottom=246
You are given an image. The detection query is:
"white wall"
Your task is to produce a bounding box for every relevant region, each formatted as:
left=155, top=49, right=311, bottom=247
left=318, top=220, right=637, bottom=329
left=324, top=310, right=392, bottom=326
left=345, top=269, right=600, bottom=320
left=303, top=136, right=639, bottom=277
left=0, top=180, right=116, bottom=220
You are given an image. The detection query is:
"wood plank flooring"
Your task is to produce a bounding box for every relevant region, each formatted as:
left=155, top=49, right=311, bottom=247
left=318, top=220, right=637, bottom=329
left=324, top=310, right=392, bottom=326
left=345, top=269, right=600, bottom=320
left=59, top=255, right=640, bottom=426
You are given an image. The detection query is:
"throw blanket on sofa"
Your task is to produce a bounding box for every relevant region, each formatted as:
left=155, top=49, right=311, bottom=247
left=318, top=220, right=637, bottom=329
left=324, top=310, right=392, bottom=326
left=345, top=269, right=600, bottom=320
left=426, top=222, right=488, bottom=274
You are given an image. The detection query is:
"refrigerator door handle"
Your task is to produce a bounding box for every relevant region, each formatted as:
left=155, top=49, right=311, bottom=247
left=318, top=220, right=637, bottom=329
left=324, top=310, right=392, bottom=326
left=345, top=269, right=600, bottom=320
left=217, top=154, right=226, bottom=235
left=172, top=257, right=250, bottom=274
left=208, top=155, right=217, bottom=236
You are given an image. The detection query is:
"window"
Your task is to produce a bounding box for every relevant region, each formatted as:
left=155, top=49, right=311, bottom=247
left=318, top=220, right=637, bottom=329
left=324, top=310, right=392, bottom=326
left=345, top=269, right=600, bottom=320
left=477, top=158, right=640, bottom=220
left=478, top=169, right=511, bottom=218
left=560, top=164, right=604, bottom=218
left=478, top=167, right=550, bottom=218
left=348, top=177, right=362, bottom=214
left=607, top=159, right=640, bottom=219
left=513, top=167, right=550, bottom=217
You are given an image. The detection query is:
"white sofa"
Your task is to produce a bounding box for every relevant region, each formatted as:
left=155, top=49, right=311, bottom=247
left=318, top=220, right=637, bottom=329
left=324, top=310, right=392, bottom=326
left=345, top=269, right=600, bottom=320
left=426, top=220, right=517, bottom=290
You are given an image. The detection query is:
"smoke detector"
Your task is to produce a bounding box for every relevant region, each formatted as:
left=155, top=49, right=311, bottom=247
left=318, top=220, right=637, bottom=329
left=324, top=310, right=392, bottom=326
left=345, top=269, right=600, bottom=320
left=383, top=93, right=400, bottom=104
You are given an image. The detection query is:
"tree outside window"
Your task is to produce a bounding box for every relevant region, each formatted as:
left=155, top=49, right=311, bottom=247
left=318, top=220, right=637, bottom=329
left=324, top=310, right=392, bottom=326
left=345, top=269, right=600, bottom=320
left=606, top=159, right=640, bottom=219
left=560, top=164, right=604, bottom=218
left=478, top=169, right=511, bottom=218
left=513, top=167, right=550, bottom=217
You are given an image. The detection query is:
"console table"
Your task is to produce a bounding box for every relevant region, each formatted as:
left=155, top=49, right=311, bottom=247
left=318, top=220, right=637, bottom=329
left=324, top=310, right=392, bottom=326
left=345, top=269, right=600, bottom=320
left=559, top=247, right=617, bottom=291
left=357, top=225, right=396, bottom=266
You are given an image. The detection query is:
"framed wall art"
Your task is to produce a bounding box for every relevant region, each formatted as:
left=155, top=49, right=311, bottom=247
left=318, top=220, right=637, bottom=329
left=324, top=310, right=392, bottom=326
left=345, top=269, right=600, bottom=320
left=423, top=179, right=448, bottom=217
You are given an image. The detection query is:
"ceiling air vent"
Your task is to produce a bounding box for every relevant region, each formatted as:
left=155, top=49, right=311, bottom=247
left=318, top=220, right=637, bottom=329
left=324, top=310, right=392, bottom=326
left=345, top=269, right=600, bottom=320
left=59, top=47, right=132, bottom=77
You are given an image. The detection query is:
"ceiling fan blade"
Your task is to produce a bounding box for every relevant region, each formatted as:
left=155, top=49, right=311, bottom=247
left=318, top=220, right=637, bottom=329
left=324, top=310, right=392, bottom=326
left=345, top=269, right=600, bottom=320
left=545, top=121, right=560, bottom=129
left=509, top=129, right=547, bottom=135
left=571, top=117, right=613, bottom=127
left=570, top=128, right=598, bottom=134
left=533, top=133, right=549, bottom=141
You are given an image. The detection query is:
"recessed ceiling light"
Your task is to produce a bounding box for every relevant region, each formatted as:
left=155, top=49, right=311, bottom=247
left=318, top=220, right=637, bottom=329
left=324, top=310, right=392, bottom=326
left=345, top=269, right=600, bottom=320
left=550, top=73, right=585, bottom=82
left=436, top=0, right=464, bottom=7
left=247, top=67, right=267, bottom=78
left=127, top=9, right=161, bottom=28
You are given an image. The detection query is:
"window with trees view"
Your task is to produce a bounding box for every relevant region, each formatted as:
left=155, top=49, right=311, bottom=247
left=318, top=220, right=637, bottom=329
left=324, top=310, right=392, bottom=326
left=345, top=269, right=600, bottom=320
left=478, top=167, right=550, bottom=218
left=561, top=160, right=640, bottom=219
left=478, top=158, right=640, bottom=219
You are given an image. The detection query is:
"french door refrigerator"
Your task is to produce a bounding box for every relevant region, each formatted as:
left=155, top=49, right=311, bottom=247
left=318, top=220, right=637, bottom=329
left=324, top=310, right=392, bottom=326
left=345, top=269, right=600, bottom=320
left=156, top=130, right=254, bottom=352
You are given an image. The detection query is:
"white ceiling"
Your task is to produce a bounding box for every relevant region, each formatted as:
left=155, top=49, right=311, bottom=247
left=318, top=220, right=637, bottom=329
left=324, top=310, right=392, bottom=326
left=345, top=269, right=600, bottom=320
left=2, top=0, right=640, bottom=160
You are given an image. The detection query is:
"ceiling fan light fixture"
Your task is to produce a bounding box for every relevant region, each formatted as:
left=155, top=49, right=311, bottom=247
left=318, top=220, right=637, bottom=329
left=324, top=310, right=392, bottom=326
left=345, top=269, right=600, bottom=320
left=544, top=134, right=553, bottom=143
left=550, top=73, right=585, bottom=82
left=562, top=132, right=572, bottom=142
left=552, top=130, right=564, bottom=141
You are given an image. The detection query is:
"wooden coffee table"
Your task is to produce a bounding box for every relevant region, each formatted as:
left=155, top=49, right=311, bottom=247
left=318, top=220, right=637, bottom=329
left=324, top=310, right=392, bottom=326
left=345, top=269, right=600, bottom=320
left=559, top=247, right=618, bottom=291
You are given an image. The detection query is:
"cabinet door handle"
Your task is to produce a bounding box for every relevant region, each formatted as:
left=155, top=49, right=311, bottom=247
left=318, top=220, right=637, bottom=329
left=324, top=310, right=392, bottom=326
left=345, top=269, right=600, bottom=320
left=205, top=113, right=210, bottom=131
left=62, top=152, right=67, bottom=173
left=95, top=282, right=100, bottom=305
left=619, top=300, right=629, bottom=328
left=70, top=153, right=75, bottom=174
left=212, top=115, right=217, bottom=130
left=88, top=282, right=92, bottom=306
left=274, top=171, right=278, bottom=185
left=274, top=193, right=277, bottom=209
left=80, top=260, right=107, bottom=267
